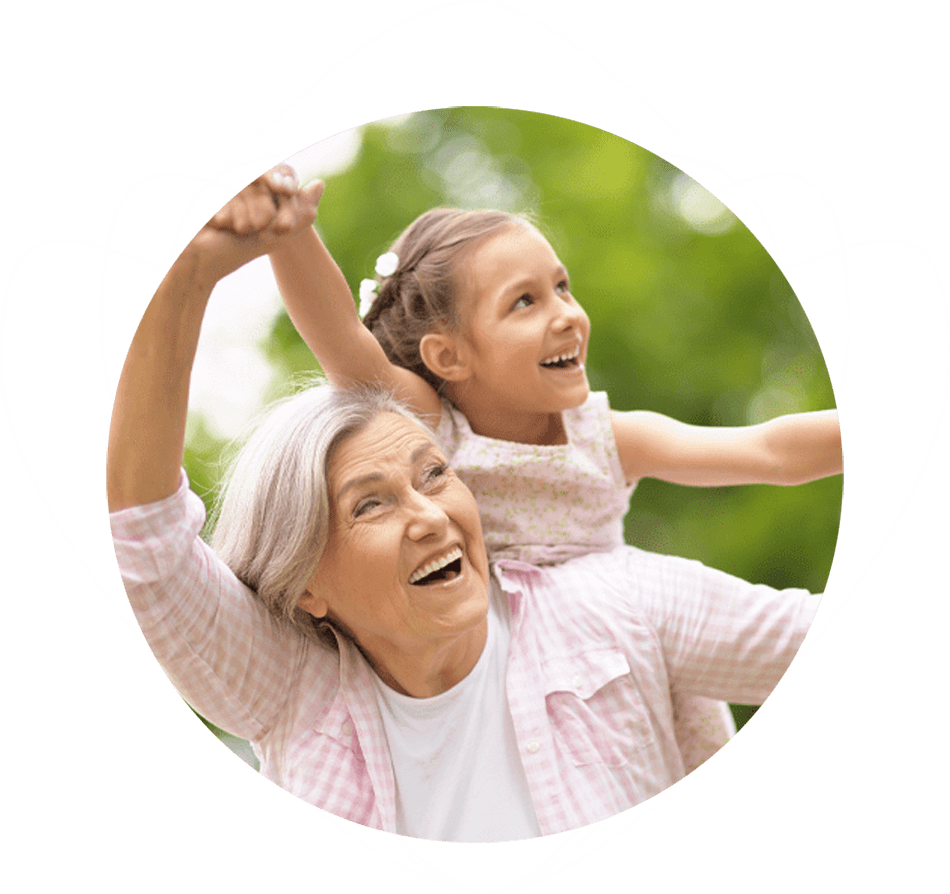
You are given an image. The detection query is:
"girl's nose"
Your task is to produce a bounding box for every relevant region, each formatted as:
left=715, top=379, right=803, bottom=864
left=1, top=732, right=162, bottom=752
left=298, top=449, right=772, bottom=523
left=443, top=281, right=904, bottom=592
left=405, top=491, right=449, bottom=541
left=552, top=297, right=588, bottom=333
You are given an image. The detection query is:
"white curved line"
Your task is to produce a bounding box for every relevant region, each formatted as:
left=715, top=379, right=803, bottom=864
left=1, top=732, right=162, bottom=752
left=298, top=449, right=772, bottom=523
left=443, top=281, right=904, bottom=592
left=0, top=0, right=950, bottom=892
left=653, top=158, right=851, bottom=402
left=224, top=149, right=300, bottom=174
left=156, top=0, right=768, bottom=276
left=99, top=172, right=237, bottom=407
left=85, top=2, right=943, bottom=890
left=0, top=238, right=155, bottom=655
left=783, top=237, right=950, bottom=656
left=522, top=829, right=581, bottom=879
left=523, top=820, right=606, bottom=884
left=301, top=802, right=481, bottom=894
left=93, top=152, right=302, bottom=407
left=373, top=829, right=448, bottom=882
left=713, top=172, right=856, bottom=410
left=512, top=770, right=697, bottom=890
left=373, top=823, right=602, bottom=894
left=168, top=152, right=294, bottom=267
left=653, top=152, right=782, bottom=267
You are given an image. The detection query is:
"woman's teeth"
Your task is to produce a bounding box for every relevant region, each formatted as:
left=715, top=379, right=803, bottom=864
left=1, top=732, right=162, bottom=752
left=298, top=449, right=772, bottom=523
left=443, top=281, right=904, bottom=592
left=409, top=546, right=463, bottom=585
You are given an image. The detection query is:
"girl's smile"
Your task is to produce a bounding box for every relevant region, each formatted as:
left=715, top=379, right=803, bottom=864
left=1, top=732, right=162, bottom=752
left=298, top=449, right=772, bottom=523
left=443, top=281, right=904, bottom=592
left=539, top=341, right=585, bottom=374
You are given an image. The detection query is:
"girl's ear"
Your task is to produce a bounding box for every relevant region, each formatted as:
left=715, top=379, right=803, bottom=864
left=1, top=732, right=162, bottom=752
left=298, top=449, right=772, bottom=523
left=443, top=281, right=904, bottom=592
left=420, top=332, right=472, bottom=382
left=298, top=589, right=329, bottom=620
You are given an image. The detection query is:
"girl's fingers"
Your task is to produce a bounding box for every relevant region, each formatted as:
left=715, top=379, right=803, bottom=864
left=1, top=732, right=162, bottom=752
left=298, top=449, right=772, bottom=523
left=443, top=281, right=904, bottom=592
left=300, top=179, right=325, bottom=209
left=269, top=178, right=322, bottom=233
left=271, top=194, right=300, bottom=232
left=274, top=191, right=317, bottom=232
left=266, top=164, right=299, bottom=197
left=207, top=167, right=309, bottom=237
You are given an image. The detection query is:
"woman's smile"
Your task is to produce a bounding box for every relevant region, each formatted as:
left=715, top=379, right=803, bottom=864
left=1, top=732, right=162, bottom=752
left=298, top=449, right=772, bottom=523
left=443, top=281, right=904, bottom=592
left=300, top=412, right=491, bottom=695
left=409, top=544, right=464, bottom=585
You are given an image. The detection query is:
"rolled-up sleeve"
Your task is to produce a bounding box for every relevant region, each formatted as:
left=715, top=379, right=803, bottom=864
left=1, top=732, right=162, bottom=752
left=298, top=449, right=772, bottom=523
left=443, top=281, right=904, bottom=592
left=110, top=471, right=306, bottom=740
left=630, top=548, right=820, bottom=705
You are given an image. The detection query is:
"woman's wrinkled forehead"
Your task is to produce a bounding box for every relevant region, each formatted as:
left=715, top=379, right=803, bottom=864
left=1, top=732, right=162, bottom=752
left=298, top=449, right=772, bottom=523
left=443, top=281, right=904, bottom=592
left=328, top=412, right=441, bottom=503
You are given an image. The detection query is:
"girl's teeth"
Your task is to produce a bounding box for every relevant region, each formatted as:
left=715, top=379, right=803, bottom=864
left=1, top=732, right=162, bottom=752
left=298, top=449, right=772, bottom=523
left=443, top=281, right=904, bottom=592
left=542, top=346, right=580, bottom=366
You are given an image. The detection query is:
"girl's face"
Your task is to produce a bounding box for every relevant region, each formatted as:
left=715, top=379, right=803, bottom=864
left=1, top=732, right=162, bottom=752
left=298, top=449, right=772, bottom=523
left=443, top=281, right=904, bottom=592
left=452, top=224, right=591, bottom=431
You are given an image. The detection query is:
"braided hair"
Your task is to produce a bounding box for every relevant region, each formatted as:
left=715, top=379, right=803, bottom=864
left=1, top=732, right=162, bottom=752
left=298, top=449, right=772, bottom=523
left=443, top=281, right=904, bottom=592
left=361, top=208, right=529, bottom=392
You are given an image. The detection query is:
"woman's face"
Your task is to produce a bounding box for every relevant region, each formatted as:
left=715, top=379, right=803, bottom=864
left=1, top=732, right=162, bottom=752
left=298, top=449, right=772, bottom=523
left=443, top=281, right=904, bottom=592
left=300, top=413, right=491, bottom=687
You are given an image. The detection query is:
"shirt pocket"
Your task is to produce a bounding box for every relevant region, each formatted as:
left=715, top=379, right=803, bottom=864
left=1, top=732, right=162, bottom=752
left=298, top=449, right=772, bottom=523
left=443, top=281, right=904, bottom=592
left=543, top=648, right=654, bottom=768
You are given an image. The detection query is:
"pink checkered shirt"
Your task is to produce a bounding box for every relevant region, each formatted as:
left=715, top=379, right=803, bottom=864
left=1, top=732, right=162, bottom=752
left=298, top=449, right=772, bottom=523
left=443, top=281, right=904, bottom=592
left=111, top=472, right=819, bottom=836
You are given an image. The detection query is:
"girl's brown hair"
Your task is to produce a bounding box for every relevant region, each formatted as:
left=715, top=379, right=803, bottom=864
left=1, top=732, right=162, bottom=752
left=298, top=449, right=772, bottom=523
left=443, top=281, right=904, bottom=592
left=362, top=208, right=529, bottom=391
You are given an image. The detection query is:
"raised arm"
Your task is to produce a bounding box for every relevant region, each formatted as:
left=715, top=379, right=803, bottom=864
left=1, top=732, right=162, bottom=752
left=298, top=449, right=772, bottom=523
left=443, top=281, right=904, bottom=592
left=108, top=173, right=322, bottom=739
left=612, top=408, right=842, bottom=487
left=107, top=171, right=318, bottom=511
left=268, top=185, right=441, bottom=423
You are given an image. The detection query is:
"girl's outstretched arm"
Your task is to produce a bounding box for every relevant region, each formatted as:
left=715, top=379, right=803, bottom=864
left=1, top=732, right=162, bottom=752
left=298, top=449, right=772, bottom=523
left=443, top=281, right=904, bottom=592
left=268, top=182, right=441, bottom=425
left=107, top=173, right=320, bottom=511
left=611, top=409, right=842, bottom=487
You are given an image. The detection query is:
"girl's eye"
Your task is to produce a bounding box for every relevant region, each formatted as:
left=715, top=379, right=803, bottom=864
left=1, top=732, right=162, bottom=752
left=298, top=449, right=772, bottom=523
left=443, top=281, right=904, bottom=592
left=556, top=280, right=570, bottom=294
left=512, top=294, right=533, bottom=310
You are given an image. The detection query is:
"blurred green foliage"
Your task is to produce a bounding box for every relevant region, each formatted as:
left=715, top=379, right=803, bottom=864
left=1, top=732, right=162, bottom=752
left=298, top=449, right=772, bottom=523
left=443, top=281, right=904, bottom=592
left=186, top=107, right=841, bottom=750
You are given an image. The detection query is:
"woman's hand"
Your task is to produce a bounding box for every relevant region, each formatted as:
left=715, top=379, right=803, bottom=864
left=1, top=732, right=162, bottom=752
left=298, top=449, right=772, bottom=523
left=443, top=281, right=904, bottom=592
left=186, top=166, right=325, bottom=285
left=107, top=167, right=324, bottom=511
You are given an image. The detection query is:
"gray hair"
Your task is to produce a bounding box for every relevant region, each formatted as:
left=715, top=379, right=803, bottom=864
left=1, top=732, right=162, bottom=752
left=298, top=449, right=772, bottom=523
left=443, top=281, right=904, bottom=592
left=208, top=380, right=424, bottom=647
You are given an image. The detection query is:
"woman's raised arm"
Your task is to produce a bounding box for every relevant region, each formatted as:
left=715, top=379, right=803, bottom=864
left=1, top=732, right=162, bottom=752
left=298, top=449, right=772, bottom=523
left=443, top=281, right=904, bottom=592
left=107, top=170, right=321, bottom=511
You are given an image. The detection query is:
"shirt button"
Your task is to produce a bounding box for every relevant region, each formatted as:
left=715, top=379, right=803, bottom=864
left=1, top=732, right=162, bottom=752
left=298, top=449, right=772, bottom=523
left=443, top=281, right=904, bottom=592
left=573, top=676, right=582, bottom=689
left=527, top=741, right=540, bottom=754
left=341, top=721, right=353, bottom=736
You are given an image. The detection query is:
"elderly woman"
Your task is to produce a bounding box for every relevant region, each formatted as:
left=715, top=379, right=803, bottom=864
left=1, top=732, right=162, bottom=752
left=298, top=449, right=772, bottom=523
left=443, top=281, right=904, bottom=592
left=108, top=174, right=819, bottom=842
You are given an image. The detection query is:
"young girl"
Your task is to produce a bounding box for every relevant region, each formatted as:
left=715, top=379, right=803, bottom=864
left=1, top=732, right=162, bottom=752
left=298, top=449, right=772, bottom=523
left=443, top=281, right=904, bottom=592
left=251, top=165, right=841, bottom=772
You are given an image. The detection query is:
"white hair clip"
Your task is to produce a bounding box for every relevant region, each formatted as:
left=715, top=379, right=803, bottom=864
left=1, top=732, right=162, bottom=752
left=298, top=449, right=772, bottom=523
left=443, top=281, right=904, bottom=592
left=357, top=279, right=377, bottom=318
left=357, top=252, right=399, bottom=318
left=375, top=251, right=399, bottom=277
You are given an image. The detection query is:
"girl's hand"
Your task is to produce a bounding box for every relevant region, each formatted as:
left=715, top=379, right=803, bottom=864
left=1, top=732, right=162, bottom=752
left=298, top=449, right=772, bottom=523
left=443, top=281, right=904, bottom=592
left=187, top=166, right=325, bottom=284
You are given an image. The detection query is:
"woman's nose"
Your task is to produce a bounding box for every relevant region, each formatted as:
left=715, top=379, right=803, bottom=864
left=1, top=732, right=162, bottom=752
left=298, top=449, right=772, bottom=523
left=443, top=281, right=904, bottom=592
left=405, top=492, right=449, bottom=540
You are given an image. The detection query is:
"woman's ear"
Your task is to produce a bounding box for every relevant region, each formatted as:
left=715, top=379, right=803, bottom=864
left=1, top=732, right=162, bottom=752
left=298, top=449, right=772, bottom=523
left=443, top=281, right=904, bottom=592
left=298, top=589, right=329, bottom=620
left=419, top=332, right=472, bottom=382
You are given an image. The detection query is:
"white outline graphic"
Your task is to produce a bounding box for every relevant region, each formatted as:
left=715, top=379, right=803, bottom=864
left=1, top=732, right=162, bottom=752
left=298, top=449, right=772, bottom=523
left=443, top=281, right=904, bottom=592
left=0, top=0, right=950, bottom=894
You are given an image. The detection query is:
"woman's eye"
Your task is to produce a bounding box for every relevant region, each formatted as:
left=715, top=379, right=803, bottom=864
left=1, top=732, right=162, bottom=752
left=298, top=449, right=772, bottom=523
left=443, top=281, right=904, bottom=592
left=556, top=280, right=570, bottom=294
left=422, top=462, right=450, bottom=485
left=353, top=497, right=382, bottom=518
left=512, top=294, right=532, bottom=310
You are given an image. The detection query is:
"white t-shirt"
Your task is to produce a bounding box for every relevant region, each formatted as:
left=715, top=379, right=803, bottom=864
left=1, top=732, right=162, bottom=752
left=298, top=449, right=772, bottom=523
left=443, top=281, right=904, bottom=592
left=371, top=583, right=541, bottom=842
